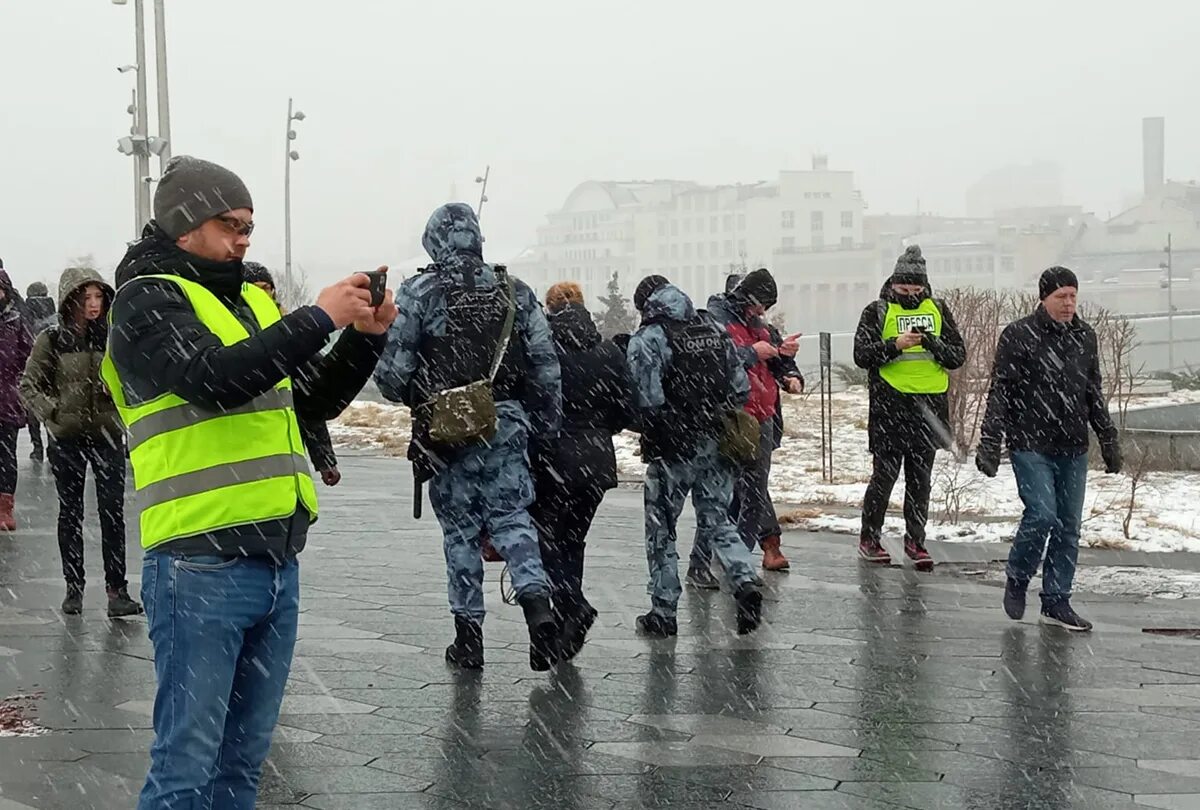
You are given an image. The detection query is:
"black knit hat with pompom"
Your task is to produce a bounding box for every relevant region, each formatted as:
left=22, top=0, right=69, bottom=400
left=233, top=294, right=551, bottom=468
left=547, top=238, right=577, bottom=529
left=890, top=245, right=927, bottom=285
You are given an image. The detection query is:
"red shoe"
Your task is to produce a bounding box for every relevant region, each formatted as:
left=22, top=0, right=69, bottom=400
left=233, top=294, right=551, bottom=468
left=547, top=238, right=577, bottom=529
left=905, top=537, right=934, bottom=572
left=0, top=494, right=14, bottom=532
left=761, top=535, right=790, bottom=572
left=857, top=537, right=890, bottom=564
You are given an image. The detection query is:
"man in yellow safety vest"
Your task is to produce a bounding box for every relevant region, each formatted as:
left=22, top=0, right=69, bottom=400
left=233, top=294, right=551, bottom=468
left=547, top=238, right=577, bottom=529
left=105, top=156, right=396, bottom=810
left=852, top=245, right=966, bottom=570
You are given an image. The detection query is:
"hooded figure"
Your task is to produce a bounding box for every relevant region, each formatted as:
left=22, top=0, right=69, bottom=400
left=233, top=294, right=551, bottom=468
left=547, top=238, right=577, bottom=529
left=625, top=279, right=764, bottom=637
left=852, top=245, right=966, bottom=569
left=528, top=294, right=634, bottom=660
left=19, top=267, right=141, bottom=618
left=375, top=203, right=563, bottom=672
left=0, top=269, right=34, bottom=531
left=25, top=282, right=57, bottom=335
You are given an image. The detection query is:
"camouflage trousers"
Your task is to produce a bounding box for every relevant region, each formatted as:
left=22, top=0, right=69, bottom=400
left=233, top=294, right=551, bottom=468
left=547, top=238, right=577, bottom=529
left=429, top=412, right=549, bottom=623
left=643, top=437, right=758, bottom=618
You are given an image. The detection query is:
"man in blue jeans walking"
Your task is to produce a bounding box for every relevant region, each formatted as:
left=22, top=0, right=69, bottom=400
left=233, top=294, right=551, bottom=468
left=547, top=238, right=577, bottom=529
left=976, top=267, right=1122, bottom=632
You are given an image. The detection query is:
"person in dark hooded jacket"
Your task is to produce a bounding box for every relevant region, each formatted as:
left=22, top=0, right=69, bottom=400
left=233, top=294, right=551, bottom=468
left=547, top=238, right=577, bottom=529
left=530, top=282, right=634, bottom=660
left=20, top=267, right=142, bottom=617
left=853, top=245, right=965, bottom=569
left=23, top=282, right=57, bottom=462
left=0, top=267, right=33, bottom=531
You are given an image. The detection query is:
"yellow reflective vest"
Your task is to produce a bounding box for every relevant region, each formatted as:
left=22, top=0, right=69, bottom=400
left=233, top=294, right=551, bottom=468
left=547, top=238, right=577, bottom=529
left=878, top=298, right=949, bottom=394
left=100, top=275, right=318, bottom=550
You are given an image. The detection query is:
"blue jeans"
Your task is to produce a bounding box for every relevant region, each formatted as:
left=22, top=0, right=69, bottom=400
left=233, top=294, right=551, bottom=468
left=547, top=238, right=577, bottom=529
left=138, top=552, right=300, bottom=810
left=645, top=438, right=758, bottom=618
left=1007, top=451, right=1088, bottom=604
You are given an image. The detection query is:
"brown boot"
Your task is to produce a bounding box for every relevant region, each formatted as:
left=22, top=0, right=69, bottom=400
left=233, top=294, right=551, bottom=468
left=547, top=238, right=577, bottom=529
left=0, top=494, right=14, bottom=532
left=761, top=535, right=789, bottom=571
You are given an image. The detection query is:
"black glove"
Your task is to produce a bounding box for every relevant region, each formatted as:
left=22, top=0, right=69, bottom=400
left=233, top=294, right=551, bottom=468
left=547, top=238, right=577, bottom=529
left=975, top=441, right=1001, bottom=478
left=1101, top=441, right=1123, bottom=474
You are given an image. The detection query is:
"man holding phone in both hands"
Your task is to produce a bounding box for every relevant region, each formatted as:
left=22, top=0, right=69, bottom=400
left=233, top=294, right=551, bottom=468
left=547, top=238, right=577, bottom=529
left=106, top=156, right=397, bottom=809
left=853, top=245, right=965, bottom=570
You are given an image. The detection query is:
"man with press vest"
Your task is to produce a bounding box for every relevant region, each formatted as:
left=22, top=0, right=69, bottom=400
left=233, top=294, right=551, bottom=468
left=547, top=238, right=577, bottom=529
left=853, top=245, right=965, bottom=569
left=104, top=156, right=396, bottom=810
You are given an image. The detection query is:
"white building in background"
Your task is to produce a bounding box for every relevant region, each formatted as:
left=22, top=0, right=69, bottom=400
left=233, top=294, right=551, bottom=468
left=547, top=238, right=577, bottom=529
left=512, top=156, right=867, bottom=310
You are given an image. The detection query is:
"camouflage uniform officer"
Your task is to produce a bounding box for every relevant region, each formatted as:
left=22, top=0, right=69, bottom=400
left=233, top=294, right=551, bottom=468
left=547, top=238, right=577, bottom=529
left=375, top=204, right=562, bottom=671
left=626, top=276, right=764, bottom=637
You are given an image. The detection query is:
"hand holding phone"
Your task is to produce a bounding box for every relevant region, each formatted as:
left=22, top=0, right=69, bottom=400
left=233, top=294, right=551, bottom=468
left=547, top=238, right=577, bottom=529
left=363, top=270, right=388, bottom=308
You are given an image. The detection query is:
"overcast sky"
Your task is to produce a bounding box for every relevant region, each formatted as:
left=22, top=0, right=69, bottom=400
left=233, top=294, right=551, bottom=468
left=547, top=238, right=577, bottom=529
left=2, top=0, right=1197, bottom=291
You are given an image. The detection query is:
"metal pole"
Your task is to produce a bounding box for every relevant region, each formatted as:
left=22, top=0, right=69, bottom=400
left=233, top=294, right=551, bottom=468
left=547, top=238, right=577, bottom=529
left=284, top=97, right=293, bottom=296
left=1167, top=232, right=1174, bottom=372
left=131, top=90, right=143, bottom=240
left=133, top=0, right=151, bottom=230
left=152, top=0, right=172, bottom=166
left=477, top=165, right=490, bottom=220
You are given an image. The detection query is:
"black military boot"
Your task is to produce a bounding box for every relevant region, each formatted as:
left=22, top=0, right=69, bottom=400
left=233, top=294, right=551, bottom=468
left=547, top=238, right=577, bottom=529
left=520, top=594, right=559, bottom=672
left=734, top=582, right=764, bottom=635
left=445, top=616, right=484, bottom=670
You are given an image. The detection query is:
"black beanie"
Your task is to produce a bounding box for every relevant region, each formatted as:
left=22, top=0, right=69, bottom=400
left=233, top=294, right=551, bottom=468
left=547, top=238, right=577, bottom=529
left=734, top=267, right=777, bottom=309
left=242, top=261, right=275, bottom=289
left=634, top=275, right=670, bottom=312
left=724, top=273, right=743, bottom=294
left=154, top=156, right=254, bottom=239
left=891, top=245, right=927, bottom=285
left=26, top=282, right=48, bottom=298
left=1039, top=266, right=1079, bottom=300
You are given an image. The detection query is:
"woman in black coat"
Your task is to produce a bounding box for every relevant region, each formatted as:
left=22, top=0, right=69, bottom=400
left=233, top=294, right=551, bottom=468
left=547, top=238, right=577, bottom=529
left=531, top=283, right=635, bottom=660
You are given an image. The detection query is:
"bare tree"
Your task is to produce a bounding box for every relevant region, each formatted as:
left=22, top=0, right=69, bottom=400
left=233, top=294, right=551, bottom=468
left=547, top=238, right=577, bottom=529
left=277, top=266, right=313, bottom=312
left=941, top=287, right=1006, bottom=451
left=1122, top=438, right=1150, bottom=540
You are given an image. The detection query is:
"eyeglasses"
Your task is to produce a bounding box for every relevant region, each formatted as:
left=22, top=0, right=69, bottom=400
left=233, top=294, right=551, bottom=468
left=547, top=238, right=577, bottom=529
left=215, top=215, right=255, bottom=237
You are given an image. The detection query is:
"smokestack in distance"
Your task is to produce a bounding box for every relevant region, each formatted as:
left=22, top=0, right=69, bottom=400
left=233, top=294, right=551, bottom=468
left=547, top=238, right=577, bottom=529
left=1143, top=116, right=1165, bottom=198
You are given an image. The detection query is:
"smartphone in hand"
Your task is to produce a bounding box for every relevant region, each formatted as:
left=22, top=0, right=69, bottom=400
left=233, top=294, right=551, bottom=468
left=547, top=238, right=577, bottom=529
left=363, top=270, right=388, bottom=307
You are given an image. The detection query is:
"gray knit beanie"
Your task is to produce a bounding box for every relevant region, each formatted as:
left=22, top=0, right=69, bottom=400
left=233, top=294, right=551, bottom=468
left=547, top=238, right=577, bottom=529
left=153, top=156, right=254, bottom=239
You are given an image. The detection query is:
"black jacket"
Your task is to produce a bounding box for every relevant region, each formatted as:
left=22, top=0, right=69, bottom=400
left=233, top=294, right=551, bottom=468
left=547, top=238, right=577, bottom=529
left=108, top=225, right=385, bottom=559
left=979, top=306, right=1118, bottom=455
left=532, top=303, right=634, bottom=494
left=853, top=284, right=966, bottom=453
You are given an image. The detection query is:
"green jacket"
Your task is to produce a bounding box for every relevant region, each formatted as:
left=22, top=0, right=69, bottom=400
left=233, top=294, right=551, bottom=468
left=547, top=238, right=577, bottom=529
left=19, top=267, right=121, bottom=441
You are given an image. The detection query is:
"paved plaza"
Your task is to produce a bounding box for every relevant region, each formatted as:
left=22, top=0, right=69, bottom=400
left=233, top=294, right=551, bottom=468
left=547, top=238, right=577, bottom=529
left=2, top=450, right=1200, bottom=809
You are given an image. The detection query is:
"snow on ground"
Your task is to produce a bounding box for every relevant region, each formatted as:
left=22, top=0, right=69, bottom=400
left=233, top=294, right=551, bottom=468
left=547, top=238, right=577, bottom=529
left=334, top=389, right=1200, bottom=555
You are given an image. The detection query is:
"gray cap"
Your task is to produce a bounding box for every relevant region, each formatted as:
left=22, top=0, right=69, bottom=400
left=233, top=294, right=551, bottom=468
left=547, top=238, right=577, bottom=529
left=153, top=156, right=254, bottom=239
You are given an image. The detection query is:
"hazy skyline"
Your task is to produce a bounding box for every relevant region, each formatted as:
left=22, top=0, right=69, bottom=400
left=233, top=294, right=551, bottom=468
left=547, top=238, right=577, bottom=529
left=2, top=0, right=1198, bottom=291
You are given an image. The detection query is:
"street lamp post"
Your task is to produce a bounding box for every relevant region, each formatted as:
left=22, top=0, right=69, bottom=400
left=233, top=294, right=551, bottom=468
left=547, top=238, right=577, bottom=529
left=475, top=166, right=490, bottom=221
left=152, top=0, right=172, bottom=167
left=284, top=98, right=306, bottom=297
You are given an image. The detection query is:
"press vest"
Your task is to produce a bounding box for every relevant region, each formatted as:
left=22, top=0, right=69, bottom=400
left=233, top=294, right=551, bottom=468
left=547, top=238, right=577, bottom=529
left=879, top=298, right=949, bottom=394
left=99, top=275, right=319, bottom=550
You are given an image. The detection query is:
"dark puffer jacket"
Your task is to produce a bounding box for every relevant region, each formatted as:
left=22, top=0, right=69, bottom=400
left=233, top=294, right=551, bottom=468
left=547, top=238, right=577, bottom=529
left=19, top=267, right=122, bottom=441
left=0, top=271, right=33, bottom=427
left=853, top=282, right=966, bottom=453
left=532, top=303, right=634, bottom=493
left=979, top=305, right=1118, bottom=455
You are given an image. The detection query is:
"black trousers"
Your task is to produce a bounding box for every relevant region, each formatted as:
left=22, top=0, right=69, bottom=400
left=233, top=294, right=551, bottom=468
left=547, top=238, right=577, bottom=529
left=0, top=424, right=17, bottom=494
left=49, top=435, right=128, bottom=591
left=861, top=448, right=936, bottom=545
left=529, top=484, right=605, bottom=620
left=27, top=414, right=43, bottom=456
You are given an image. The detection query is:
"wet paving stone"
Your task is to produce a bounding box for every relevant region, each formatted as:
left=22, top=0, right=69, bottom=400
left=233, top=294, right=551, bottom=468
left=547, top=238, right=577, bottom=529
left=1, top=455, right=1200, bottom=807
